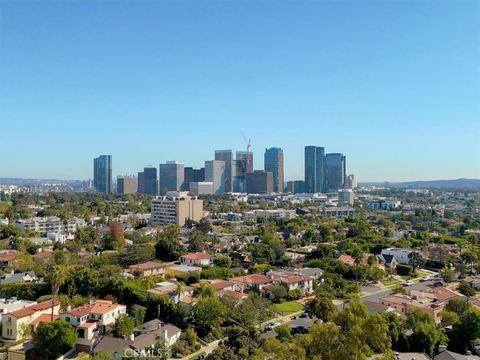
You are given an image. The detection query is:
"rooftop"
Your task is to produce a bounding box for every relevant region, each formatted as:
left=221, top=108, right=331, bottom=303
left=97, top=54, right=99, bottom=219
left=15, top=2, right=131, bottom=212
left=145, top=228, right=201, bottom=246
left=181, top=252, right=212, bottom=260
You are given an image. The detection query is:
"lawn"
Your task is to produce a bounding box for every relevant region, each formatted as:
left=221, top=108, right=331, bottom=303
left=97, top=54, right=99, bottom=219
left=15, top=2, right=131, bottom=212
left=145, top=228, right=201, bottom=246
left=415, top=270, right=429, bottom=278
left=271, top=301, right=303, bottom=315
left=381, top=277, right=400, bottom=286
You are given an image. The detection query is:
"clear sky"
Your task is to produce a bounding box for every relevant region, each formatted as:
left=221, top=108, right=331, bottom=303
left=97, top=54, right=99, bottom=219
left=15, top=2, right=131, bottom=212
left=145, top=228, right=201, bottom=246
left=1, top=0, right=479, bottom=182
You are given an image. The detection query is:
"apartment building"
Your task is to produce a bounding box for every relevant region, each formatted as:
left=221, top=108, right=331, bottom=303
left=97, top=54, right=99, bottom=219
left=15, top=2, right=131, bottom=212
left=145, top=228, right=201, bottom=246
left=150, top=192, right=203, bottom=226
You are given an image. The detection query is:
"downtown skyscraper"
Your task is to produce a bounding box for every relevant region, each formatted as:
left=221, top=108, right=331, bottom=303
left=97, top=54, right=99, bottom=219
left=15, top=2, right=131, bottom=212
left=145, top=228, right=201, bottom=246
left=325, top=153, right=346, bottom=191
left=215, top=150, right=233, bottom=192
left=143, top=166, right=158, bottom=195
left=93, top=155, right=112, bottom=194
left=159, top=161, right=184, bottom=195
left=264, top=147, right=284, bottom=193
left=304, top=146, right=325, bottom=193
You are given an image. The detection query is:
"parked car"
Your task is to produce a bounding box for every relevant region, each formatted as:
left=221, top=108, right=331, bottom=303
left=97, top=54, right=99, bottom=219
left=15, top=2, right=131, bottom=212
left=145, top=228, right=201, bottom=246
left=291, top=326, right=308, bottom=335
left=420, top=276, right=430, bottom=282
left=434, top=281, right=445, bottom=287
left=403, top=280, right=415, bottom=286
left=265, top=322, right=281, bottom=331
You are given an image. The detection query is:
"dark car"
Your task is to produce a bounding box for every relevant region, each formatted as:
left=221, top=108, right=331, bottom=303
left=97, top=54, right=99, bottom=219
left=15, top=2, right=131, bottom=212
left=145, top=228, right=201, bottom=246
left=291, top=326, right=308, bottom=335
left=433, top=281, right=444, bottom=287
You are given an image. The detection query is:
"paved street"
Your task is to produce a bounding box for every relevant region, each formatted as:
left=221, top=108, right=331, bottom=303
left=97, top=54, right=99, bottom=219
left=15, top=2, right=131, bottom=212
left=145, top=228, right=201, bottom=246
left=262, top=315, right=318, bottom=339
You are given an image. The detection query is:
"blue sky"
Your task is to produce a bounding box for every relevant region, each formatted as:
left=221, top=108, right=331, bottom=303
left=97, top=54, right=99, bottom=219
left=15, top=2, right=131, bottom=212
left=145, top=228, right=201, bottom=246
left=1, top=0, right=479, bottom=182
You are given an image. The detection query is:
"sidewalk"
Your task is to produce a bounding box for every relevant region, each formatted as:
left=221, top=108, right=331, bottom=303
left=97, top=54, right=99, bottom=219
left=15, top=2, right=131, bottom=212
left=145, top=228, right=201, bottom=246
left=176, top=339, right=222, bottom=360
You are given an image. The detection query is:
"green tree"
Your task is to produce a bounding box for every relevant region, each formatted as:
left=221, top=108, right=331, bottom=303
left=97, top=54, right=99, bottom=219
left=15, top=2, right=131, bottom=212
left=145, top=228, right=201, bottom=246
left=192, top=297, right=227, bottom=335
left=458, top=281, right=476, bottom=297
left=148, top=337, right=169, bottom=360
left=439, top=267, right=455, bottom=283
left=33, top=320, right=77, bottom=360
left=408, top=252, right=425, bottom=274
left=268, top=284, right=288, bottom=300
left=131, top=306, right=146, bottom=326
left=445, top=298, right=471, bottom=317
left=306, top=295, right=336, bottom=322
left=406, top=310, right=447, bottom=356
left=440, top=310, right=460, bottom=327
left=49, top=264, right=66, bottom=321
left=275, top=324, right=292, bottom=341
left=64, top=266, right=99, bottom=297
left=213, top=255, right=232, bottom=268
left=154, top=227, right=184, bottom=261
left=114, top=314, right=135, bottom=338
left=193, top=282, right=215, bottom=299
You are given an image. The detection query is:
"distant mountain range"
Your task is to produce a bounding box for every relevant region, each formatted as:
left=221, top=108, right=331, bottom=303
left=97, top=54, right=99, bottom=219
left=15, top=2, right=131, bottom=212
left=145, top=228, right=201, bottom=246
left=360, top=178, right=480, bottom=190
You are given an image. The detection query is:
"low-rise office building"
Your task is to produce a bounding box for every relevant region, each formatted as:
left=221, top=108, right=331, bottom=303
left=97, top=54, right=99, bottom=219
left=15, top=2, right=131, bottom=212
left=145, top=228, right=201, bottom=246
left=243, top=209, right=296, bottom=221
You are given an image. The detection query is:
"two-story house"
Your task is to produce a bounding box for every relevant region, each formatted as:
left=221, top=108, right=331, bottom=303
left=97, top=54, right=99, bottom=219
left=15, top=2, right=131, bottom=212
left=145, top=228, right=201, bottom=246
left=127, top=261, right=173, bottom=278
left=60, top=300, right=127, bottom=353
left=1, top=300, right=60, bottom=342
left=180, top=253, right=213, bottom=266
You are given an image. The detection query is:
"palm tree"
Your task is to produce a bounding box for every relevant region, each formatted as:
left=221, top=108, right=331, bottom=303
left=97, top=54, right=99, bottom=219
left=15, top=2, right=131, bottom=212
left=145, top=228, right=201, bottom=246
left=50, top=265, right=67, bottom=321
left=193, top=282, right=215, bottom=300
left=175, top=281, right=186, bottom=302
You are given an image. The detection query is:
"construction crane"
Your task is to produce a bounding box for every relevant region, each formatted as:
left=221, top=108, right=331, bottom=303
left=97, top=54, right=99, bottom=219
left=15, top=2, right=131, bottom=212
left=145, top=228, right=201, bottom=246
left=241, top=132, right=251, bottom=172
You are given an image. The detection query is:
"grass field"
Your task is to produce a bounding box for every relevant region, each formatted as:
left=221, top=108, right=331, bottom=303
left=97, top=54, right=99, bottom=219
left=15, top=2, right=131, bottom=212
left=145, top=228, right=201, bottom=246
left=381, top=277, right=400, bottom=286
left=271, top=301, right=303, bottom=315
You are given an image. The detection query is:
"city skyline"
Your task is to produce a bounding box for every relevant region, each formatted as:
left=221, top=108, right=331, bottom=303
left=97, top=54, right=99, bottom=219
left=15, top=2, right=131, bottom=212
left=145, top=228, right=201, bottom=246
left=1, top=1, right=479, bottom=181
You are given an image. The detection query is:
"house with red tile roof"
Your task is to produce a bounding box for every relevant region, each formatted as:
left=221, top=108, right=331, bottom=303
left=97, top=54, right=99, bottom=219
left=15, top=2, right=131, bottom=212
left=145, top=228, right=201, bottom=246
left=1, top=300, right=60, bottom=342
left=0, top=251, right=21, bottom=269
left=180, top=252, right=213, bottom=266
left=60, top=300, right=127, bottom=352
left=230, top=274, right=273, bottom=292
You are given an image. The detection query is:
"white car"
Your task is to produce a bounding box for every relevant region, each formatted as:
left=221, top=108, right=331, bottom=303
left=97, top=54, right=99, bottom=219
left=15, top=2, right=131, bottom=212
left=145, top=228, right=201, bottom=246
left=420, top=276, right=430, bottom=282
left=265, top=322, right=281, bottom=331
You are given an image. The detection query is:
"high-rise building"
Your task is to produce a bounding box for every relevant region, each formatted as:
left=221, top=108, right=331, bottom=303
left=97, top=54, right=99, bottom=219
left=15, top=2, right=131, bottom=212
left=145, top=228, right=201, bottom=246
left=234, top=151, right=253, bottom=193
left=137, top=171, right=145, bottom=193
left=144, top=166, right=158, bottom=195
left=215, top=150, right=233, bottom=192
left=117, top=176, right=137, bottom=195
left=246, top=170, right=273, bottom=194
left=159, top=161, right=185, bottom=195
left=264, top=147, right=284, bottom=193
left=93, top=155, right=112, bottom=194
left=294, top=180, right=305, bottom=194
left=304, top=146, right=325, bottom=193
left=205, top=160, right=226, bottom=195
left=183, top=167, right=205, bottom=191
left=286, top=181, right=295, bottom=193
left=346, top=174, right=357, bottom=189
left=325, top=153, right=346, bottom=191
left=151, top=192, right=203, bottom=226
